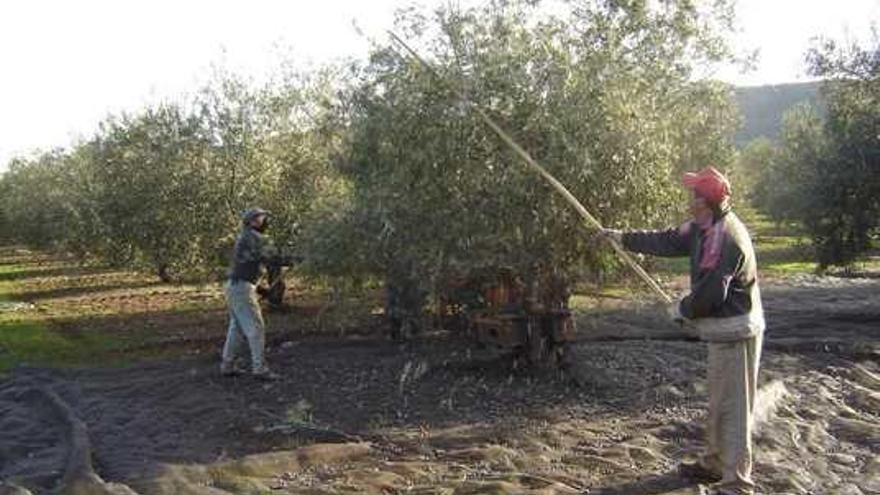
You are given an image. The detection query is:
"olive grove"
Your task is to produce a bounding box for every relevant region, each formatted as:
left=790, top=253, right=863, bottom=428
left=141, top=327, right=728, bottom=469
left=2, top=0, right=741, bottom=296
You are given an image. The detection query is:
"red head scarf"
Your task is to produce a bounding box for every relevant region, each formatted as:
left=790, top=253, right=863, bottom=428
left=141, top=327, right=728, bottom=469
left=682, top=166, right=731, bottom=205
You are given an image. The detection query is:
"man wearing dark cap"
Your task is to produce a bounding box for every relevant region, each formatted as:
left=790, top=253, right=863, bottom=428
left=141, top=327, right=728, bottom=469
left=222, top=207, right=287, bottom=380
left=602, top=167, right=765, bottom=495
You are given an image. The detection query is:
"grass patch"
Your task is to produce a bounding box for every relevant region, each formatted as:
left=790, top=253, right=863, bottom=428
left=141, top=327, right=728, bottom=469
left=0, top=307, right=181, bottom=374
left=0, top=319, right=125, bottom=371
left=763, top=260, right=819, bottom=275
left=0, top=248, right=242, bottom=373
left=652, top=256, right=690, bottom=276
left=0, top=256, right=138, bottom=373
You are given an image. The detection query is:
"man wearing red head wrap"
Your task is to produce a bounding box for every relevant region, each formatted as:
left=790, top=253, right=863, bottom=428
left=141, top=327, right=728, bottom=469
left=682, top=166, right=732, bottom=205
left=602, top=167, right=764, bottom=495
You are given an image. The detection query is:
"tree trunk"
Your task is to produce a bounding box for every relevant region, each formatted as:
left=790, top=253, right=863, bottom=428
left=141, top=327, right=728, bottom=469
left=157, top=264, right=172, bottom=283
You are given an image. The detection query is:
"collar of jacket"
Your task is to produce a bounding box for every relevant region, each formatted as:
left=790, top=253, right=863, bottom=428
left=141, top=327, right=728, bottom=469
left=711, top=202, right=731, bottom=225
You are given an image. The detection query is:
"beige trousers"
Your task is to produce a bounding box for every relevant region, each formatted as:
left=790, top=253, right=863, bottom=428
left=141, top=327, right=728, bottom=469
left=222, top=280, right=267, bottom=372
left=701, top=333, right=763, bottom=494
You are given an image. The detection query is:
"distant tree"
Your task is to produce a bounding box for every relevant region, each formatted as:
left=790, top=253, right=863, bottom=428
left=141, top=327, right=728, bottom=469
left=1, top=151, right=76, bottom=249
left=0, top=67, right=349, bottom=282
left=87, top=104, right=216, bottom=281
left=732, top=138, right=776, bottom=211
left=805, top=35, right=879, bottom=266
left=0, top=176, right=9, bottom=243
left=755, top=105, right=827, bottom=224
left=751, top=34, right=879, bottom=267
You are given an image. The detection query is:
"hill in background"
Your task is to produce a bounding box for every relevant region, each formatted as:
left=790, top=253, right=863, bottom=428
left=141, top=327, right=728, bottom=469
left=734, top=81, right=824, bottom=146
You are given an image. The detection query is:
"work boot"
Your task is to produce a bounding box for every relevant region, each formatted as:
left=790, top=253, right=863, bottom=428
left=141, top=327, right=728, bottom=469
left=679, top=461, right=723, bottom=483
left=220, top=360, right=246, bottom=377
left=252, top=365, right=281, bottom=381
left=698, top=486, right=753, bottom=495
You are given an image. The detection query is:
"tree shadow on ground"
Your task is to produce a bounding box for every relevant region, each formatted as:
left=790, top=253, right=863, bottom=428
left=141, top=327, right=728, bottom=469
left=14, top=281, right=163, bottom=302
left=0, top=265, right=119, bottom=282
left=0, top=255, right=56, bottom=267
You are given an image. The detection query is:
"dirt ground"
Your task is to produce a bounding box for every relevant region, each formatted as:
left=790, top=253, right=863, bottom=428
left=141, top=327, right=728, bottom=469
left=1, top=255, right=879, bottom=494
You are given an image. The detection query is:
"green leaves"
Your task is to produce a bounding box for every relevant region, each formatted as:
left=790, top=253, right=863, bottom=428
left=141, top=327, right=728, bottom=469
left=329, top=0, right=738, bottom=296
left=750, top=35, right=880, bottom=267
left=0, top=0, right=740, bottom=294
left=0, top=68, right=346, bottom=282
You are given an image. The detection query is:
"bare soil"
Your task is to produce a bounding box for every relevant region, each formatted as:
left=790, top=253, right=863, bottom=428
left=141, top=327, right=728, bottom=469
left=1, top=254, right=878, bottom=494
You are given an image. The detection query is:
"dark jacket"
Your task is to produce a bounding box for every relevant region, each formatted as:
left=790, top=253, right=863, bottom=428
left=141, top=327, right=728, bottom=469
left=228, top=227, right=285, bottom=284
left=622, top=210, right=763, bottom=326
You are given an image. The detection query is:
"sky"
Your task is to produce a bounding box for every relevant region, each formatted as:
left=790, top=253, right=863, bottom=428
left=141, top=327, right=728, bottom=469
left=0, top=0, right=877, bottom=169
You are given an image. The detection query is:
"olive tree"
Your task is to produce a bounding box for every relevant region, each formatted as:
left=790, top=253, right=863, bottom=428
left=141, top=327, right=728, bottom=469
left=320, top=0, right=739, bottom=320
left=198, top=67, right=350, bottom=275
left=87, top=104, right=216, bottom=280
left=806, top=36, right=880, bottom=266
left=752, top=35, right=879, bottom=267
left=1, top=152, right=70, bottom=249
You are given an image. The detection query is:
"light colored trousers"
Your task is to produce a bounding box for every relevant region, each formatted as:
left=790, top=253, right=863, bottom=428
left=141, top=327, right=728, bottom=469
left=222, top=280, right=266, bottom=372
left=702, top=333, right=763, bottom=495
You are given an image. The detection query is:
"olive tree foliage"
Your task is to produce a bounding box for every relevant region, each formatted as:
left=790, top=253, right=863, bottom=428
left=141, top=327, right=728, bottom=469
left=806, top=35, right=880, bottom=266
left=0, top=1, right=740, bottom=293
left=199, top=67, right=351, bottom=278
left=316, top=0, right=739, bottom=303
left=0, top=67, right=346, bottom=282
left=87, top=105, right=218, bottom=280
left=1, top=151, right=73, bottom=249
left=752, top=34, right=879, bottom=267
left=4, top=147, right=101, bottom=255
left=0, top=176, right=8, bottom=243
left=751, top=105, right=827, bottom=224
left=732, top=137, right=776, bottom=210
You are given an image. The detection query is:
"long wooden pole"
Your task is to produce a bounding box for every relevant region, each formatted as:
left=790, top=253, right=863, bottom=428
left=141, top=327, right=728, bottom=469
left=388, top=31, right=672, bottom=304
